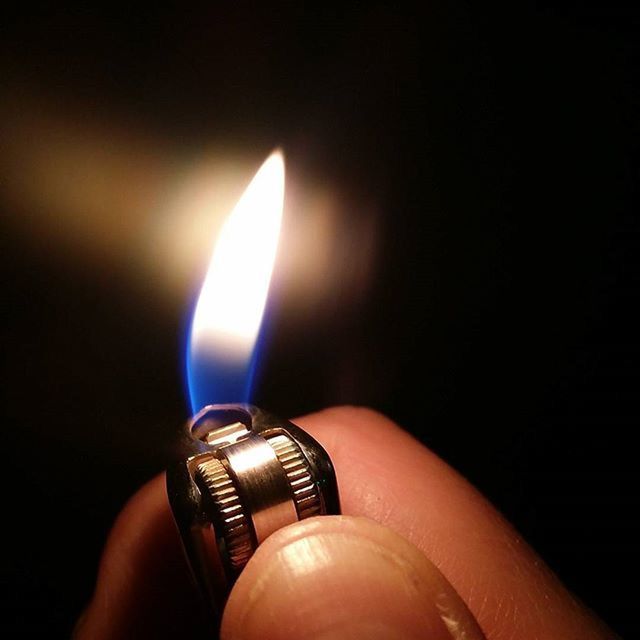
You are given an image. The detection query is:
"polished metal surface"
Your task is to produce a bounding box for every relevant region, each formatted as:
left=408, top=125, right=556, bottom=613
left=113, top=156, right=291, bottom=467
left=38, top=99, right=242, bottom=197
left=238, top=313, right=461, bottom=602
left=166, top=404, right=341, bottom=628
left=223, top=433, right=297, bottom=544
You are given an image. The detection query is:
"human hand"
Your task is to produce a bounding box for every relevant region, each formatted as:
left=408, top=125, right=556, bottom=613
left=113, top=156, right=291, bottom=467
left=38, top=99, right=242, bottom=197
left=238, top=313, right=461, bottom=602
left=75, top=407, right=615, bottom=639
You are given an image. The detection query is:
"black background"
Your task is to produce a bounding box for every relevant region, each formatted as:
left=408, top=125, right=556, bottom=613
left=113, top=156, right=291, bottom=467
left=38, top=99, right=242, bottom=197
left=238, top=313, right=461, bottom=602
left=1, top=3, right=638, bottom=637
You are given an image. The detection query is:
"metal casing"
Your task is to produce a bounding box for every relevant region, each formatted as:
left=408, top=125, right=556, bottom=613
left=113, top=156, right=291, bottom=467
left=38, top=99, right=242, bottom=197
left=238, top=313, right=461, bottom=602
left=166, top=404, right=340, bottom=625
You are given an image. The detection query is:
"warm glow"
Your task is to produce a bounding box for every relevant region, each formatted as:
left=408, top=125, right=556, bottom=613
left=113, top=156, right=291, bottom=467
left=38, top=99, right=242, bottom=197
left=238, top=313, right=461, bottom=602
left=187, top=150, right=285, bottom=410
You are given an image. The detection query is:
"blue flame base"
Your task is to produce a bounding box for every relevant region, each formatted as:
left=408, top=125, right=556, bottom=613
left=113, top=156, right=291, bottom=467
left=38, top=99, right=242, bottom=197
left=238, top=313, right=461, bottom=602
left=187, top=354, right=257, bottom=415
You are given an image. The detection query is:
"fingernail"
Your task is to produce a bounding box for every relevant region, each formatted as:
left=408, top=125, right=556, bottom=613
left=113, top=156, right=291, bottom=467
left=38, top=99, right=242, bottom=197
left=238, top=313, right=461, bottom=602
left=221, top=516, right=486, bottom=640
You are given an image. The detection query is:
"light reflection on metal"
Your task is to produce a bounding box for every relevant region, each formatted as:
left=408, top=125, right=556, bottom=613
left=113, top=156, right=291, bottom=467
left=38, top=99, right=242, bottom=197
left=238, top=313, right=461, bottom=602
left=186, top=150, right=285, bottom=412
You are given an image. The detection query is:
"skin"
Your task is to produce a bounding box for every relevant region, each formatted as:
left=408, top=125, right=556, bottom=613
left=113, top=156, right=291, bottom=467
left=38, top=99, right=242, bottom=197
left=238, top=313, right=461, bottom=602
left=75, top=406, right=616, bottom=639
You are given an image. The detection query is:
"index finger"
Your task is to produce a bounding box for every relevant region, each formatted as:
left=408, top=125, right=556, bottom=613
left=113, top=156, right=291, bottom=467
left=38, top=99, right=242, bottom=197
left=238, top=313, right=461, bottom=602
left=297, top=407, right=612, bottom=640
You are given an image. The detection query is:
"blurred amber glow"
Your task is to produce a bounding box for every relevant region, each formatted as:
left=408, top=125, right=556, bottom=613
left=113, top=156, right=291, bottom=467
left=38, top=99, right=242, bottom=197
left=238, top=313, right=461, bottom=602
left=0, top=95, right=380, bottom=324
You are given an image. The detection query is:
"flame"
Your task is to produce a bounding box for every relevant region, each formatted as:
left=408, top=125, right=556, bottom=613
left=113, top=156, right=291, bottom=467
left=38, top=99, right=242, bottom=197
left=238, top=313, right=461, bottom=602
left=187, top=150, right=285, bottom=412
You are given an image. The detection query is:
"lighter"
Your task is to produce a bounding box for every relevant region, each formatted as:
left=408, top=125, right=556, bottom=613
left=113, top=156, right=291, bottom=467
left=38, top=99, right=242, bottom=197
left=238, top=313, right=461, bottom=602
left=167, top=403, right=340, bottom=625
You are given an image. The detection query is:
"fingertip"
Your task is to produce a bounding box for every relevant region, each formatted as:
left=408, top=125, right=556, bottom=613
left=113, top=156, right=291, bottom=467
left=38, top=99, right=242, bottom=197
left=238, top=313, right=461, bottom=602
left=221, top=515, right=486, bottom=640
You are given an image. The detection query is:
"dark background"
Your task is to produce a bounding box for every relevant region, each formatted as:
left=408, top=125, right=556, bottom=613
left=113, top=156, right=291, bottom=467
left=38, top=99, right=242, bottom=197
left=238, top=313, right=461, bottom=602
left=1, top=3, right=638, bottom=637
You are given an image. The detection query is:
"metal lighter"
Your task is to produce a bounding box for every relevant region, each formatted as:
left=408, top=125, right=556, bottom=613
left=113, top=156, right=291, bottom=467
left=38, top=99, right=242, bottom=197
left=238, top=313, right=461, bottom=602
left=166, top=404, right=340, bottom=623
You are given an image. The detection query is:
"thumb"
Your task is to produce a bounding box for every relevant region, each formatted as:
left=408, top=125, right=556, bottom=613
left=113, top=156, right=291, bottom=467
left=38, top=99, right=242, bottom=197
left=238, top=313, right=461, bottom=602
left=221, top=516, right=486, bottom=640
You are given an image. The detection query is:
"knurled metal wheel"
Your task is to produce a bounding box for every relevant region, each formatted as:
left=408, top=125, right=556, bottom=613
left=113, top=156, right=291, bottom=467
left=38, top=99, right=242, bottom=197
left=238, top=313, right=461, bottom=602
left=195, top=457, right=253, bottom=570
